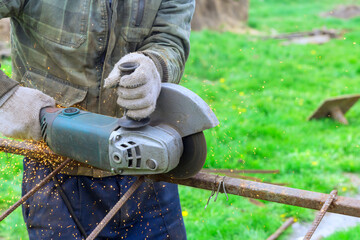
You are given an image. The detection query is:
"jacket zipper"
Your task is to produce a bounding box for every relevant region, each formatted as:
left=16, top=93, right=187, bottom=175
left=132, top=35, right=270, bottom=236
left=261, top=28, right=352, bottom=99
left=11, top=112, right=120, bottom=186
left=135, top=0, right=145, bottom=27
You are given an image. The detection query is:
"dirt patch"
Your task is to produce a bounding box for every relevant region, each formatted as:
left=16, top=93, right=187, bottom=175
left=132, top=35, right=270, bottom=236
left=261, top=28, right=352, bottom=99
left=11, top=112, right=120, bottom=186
left=321, top=5, right=360, bottom=19
left=288, top=173, right=360, bottom=239
left=289, top=213, right=360, bottom=240
left=268, top=28, right=343, bottom=45
left=0, top=18, right=10, bottom=58
left=191, top=0, right=250, bottom=33
left=0, top=18, right=10, bottom=43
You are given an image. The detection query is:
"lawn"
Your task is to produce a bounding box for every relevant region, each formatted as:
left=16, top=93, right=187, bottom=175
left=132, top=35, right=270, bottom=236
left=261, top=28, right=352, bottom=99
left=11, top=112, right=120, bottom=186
left=1, top=0, right=360, bottom=239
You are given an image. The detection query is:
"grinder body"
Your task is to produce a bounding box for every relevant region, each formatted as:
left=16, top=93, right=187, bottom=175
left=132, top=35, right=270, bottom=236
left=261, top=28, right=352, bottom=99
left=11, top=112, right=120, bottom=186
left=41, top=108, right=183, bottom=175
left=41, top=83, right=219, bottom=178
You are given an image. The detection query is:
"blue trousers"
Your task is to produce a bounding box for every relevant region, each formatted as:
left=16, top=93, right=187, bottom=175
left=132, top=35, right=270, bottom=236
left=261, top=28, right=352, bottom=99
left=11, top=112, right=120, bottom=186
left=22, top=158, right=187, bottom=239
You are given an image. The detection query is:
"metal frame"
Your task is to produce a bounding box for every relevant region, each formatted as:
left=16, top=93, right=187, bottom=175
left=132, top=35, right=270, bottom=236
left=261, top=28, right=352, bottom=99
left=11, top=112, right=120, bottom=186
left=1, top=138, right=360, bottom=239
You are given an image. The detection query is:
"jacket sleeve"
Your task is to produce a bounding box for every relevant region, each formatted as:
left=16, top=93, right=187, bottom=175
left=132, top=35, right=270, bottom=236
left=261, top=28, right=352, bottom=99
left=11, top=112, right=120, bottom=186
left=0, top=70, right=19, bottom=106
left=0, top=0, right=25, bottom=18
left=0, top=1, right=25, bottom=104
left=138, top=0, right=195, bottom=84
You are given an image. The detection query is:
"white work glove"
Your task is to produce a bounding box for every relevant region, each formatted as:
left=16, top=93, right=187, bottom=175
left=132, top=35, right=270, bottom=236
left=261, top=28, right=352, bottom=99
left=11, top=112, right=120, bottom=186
left=104, top=52, right=161, bottom=120
left=0, top=87, right=55, bottom=140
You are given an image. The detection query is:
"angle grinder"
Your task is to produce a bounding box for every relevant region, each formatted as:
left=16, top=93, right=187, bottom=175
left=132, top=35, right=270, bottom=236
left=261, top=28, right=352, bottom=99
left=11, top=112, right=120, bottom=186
left=40, top=83, right=218, bottom=179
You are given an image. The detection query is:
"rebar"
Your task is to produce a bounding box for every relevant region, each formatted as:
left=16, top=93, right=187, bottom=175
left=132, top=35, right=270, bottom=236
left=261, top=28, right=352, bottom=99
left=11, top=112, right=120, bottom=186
left=2, top=138, right=360, bottom=218
left=0, top=158, right=72, bottom=222
left=86, top=176, right=145, bottom=240
left=202, top=169, right=279, bottom=174
left=152, top=173, right=360, bottom=217
left=266, top=217, right=295, bottom=240
left=303, top=190, right=338, bottom=240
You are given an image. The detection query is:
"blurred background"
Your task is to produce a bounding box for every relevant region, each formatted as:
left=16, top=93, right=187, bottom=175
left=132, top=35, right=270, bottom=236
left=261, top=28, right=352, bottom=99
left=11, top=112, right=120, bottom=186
left=1, top=0, right=360, bottom=239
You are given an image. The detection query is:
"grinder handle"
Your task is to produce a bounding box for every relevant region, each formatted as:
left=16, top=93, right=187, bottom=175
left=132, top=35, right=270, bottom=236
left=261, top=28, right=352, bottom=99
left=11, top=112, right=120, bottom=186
left=40, top=107, right=48, bottom=120
left=40, top=107, right=61, bottom=121
left=39, top=107, right=63, bottom=143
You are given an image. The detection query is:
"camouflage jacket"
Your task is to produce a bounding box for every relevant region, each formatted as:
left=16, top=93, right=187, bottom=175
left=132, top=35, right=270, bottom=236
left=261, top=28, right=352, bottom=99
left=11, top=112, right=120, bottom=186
left=0, top=0, right=194, bottom=117
left=0, top=0, right=195, bottom=177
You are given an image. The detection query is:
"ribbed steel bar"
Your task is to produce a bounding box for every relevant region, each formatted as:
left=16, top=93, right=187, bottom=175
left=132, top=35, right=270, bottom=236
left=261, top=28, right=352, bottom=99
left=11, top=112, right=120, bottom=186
left=2, top=138, right=360, bottom=218
left=0, top=138, right=66, bottom=162
left=303, top=190, right=338, bottom=240
left=202, top=169, right=279, bottom=174
left=86, top=176, right=145, bottom=240
left=0, top=158, right=72, bottom=222
left=153, top=174, right=360, bottom=217
left=266, top=217, right=295, bottom=240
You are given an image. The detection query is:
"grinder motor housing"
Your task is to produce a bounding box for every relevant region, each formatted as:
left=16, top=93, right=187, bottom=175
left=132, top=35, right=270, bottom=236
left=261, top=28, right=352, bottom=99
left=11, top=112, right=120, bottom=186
left=40, top=83, right=219, bottom=178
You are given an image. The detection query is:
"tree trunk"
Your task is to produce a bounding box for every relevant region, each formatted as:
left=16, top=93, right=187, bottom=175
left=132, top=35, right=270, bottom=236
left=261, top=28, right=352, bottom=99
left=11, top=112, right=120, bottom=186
left=0, top=18, right=10, bottom=43
left=192, top=0, right=249, bottom=32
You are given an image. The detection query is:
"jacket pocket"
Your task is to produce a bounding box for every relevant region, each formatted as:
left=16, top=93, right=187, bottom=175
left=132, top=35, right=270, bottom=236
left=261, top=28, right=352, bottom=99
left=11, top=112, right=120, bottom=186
left=121, top=26, right=151, bottom=43
left=21, top=68, right=88, bottom=107
left=22, top=0, right=90, bottom=48
left=135, top=0, right=145, bottom=27
left=120, top=0, right=159, bottom=42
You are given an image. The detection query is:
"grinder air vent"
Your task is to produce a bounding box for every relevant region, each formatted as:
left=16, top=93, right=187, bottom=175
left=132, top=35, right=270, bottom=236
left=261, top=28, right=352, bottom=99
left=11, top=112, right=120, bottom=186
left=118, top=141, right=142, bottom=169
left=40, top=118, right=48, bottom=143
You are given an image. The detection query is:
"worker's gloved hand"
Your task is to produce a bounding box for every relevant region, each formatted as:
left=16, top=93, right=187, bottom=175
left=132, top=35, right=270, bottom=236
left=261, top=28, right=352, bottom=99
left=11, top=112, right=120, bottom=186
left=0, top=87, right=55, bottom=140
left=104, top=52, right=161, bottom=120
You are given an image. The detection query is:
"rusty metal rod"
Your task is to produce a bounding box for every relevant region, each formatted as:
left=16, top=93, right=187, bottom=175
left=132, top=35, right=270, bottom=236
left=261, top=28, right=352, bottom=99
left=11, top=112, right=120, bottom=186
left=303, top=190, right=338, bottom=240
left=0, top=158, right=72, bottom=222
left=266, top=217, right=295, bottom=240
left=2, top=138, right=360, bottom=218
left=153, top=173, right=360, bottom=218
left=0, top=138, right=66, bottom=162
left=200, top=171, right=288, bottom=186
left=86, top=176, right=145, bottom=240
left=202, top=169, right=279, bottom=174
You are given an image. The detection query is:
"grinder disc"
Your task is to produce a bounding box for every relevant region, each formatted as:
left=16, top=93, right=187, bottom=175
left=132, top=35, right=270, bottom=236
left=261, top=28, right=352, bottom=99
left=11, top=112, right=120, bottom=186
left=165, top=132, right=207, bottom=179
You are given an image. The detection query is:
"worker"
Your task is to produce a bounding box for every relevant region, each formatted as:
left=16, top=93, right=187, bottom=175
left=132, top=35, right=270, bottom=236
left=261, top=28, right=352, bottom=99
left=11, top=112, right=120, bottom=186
left=0, top=0, right=195, bottom=239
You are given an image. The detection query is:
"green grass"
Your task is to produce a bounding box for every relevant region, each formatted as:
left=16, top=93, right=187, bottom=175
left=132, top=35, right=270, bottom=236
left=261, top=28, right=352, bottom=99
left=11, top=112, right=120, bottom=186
left=324, top=225, right=360, bottom=240
left=1, top=0, right=360, bottom=239
left=0, top=153, right=27, bottom=240
left=180, top=0, right=360, bottom=239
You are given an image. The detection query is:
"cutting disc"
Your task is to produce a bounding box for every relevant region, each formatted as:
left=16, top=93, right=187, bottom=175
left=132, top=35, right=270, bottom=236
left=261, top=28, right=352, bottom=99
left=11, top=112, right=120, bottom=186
left=165, top=132, right=207, bottom=179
